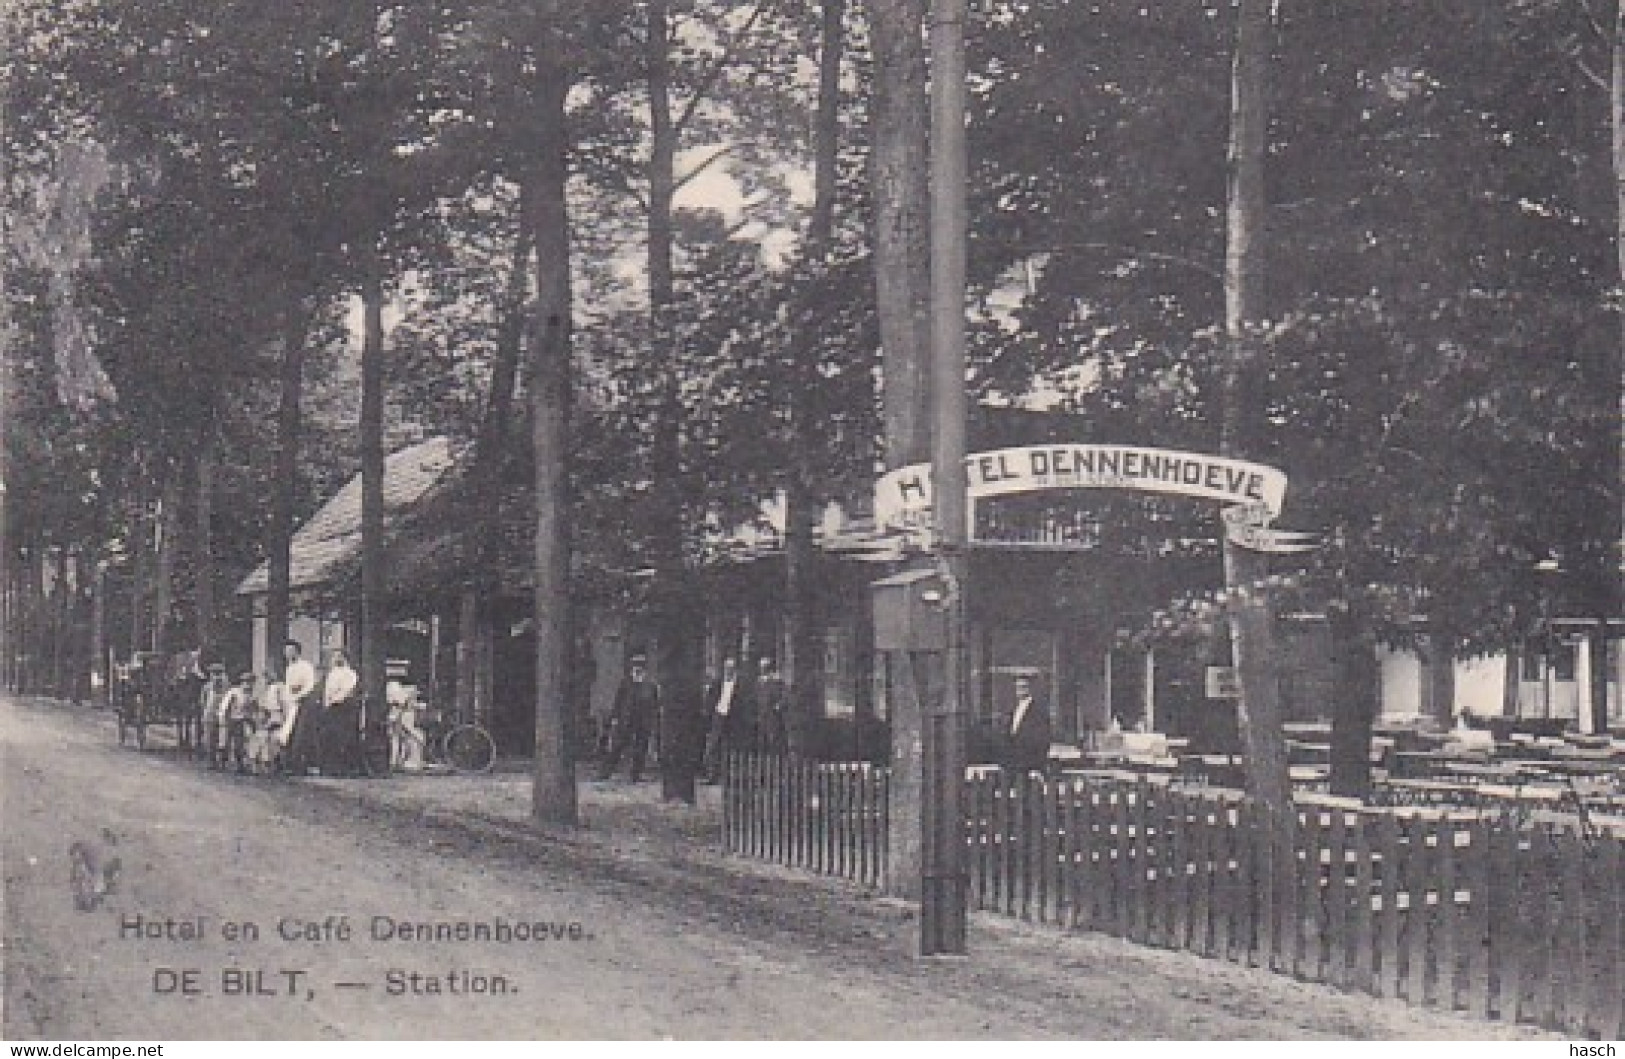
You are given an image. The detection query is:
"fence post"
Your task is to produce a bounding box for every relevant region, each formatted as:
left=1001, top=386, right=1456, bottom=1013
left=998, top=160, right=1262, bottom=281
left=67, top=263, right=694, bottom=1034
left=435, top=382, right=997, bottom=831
left=1131, top=780, right=1152, bottom=943
left=1297, top=807, right=1322, bottom=981
left=722, top=752, right=734, bottom=853
left=1247, top=799, right=1268, bottom=968
left=1021, top=774, right=1038, bottom=922
left=1190, top=794, right=1214, bottom=957
left=1466, top=818, right=1493, bottom=1019
left=1437, top=815, right=1461, bottom=1011
left=1325, top=808, right=1349, bottom=989
left=1044, top=776, right=1064, bottom=925
left=1351, top=810, right=1376, bottom=994
left=1168, top=788, right=1190, bottom=951
left=1498, top=824, right=1525, bottom=1025
left=1111, top=784, right=1132, bottom=939
left=1599, top=835, right=1623, bottom=1040
left=1061, top=779, right=1081, bottom=929
left=1376, top=810, right=1403, bottom=999
left=1559, top=824, right=1588, bottom=1036
left=1529, top=825, right=1556, bottom=1027
left=1403, top=814, right=1432, bottom=1007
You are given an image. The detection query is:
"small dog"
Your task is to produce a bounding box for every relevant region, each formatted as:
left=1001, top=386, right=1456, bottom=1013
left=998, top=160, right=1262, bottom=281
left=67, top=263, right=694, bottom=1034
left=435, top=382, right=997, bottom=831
left=68, top=828, right=121, bottom=912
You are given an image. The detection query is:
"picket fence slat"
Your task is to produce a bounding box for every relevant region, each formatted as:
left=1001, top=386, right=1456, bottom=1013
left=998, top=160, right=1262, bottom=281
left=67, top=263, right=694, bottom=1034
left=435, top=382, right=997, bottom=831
left=1529, top=827, right=1554, bottom=1027
left=1559, top=825, right=1586, bottom=1036
left=1326, top=810, right=1350, bottom=989
left=1466, top=818, right=1492, bottom=1019
left=1377, top=811, right=1403, bottom=999
left=1601, top=837, right=1624, bottom=1041
left=1403, top=816, right=1427, bottom=1006
left=1437, top=816, right=1460, bottom=1010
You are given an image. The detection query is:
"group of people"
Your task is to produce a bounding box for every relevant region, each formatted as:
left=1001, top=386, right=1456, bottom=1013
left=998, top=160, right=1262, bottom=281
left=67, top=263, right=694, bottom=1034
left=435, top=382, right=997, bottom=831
left=593, top=653, right=789, bottom=786
left=185, top=639, right=368, bottom=777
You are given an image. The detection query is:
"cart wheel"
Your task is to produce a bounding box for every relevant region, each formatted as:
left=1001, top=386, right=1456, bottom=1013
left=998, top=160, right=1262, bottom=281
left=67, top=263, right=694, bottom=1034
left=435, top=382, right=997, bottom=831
left=443, top=724, right=496, bottom=773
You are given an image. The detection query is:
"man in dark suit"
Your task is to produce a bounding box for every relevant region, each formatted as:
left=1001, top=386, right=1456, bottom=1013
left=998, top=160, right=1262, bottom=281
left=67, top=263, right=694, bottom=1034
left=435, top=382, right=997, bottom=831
left=1005, top=673, right=1052, bottom=776
left=598, top=654, right=660, bottom=782
left=753, top=657, right=788, bottom=756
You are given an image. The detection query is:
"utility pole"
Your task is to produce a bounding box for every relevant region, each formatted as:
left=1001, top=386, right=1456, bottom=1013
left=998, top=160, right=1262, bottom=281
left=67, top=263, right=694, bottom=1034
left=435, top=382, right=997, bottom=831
left=920, top=0, right=968, bottom=957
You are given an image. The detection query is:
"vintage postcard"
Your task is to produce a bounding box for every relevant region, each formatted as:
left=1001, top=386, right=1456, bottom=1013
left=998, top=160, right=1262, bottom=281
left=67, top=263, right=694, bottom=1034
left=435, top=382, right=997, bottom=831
left=2, top=0, right=1619, bottom=1044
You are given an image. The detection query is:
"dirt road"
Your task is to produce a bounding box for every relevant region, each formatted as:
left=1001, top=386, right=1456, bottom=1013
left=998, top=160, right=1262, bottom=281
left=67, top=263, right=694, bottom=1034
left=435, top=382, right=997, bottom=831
left=1, top=695, right=1554, bottom=1040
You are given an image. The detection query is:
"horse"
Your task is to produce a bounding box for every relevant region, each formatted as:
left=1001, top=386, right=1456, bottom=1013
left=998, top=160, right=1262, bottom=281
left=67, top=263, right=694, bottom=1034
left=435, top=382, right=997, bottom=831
left=164, top=649, right=205, bottom=752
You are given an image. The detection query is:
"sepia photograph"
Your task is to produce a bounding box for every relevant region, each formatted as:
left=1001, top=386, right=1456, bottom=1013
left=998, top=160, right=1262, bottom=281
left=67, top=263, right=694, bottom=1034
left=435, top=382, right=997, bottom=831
left=2, top=0, right=1621, bottom=1044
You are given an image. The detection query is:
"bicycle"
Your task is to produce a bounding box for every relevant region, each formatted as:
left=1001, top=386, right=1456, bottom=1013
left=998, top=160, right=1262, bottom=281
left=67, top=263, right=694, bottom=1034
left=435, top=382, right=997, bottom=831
left=381, top=704, right=496, bottom=774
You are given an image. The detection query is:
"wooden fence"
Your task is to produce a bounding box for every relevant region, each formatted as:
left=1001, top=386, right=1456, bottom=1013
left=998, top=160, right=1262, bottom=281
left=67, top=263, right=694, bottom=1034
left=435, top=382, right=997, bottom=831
left=723, top=756, right=1624, bottom=1038
left=721, top=753, right=888, bottom=889
left=966, top=772, right=1623, bottom=1038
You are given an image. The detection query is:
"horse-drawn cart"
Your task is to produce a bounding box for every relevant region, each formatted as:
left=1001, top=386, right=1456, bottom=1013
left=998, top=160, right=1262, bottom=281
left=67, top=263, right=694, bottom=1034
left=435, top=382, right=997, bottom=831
left=111, top=650, right=204, bottom=751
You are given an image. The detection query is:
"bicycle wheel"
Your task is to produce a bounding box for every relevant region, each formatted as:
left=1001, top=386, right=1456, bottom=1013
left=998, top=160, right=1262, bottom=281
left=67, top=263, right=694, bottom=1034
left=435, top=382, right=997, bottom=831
left=442, top=724, right=496, bottom=773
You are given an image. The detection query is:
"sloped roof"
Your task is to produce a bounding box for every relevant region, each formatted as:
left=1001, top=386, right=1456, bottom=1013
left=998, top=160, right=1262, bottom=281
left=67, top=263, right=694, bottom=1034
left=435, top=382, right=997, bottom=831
left=236, top=436, right=461, bottom=596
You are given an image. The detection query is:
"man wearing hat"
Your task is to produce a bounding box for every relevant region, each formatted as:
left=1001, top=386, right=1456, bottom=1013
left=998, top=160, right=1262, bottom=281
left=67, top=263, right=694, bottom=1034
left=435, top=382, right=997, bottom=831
left=199, top=664, right=230, bottom=769
left=597, top=653, right=661, bottom=783
left=221, top=671, right=256, bottom=773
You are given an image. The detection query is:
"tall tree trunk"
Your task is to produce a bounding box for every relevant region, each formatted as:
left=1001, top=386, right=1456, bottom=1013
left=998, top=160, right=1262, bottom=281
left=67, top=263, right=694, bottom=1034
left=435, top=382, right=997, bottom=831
left=91, top=560, right=106, bottom=705
left=152, top=467, right=181, bottom=655
left=1608, top=0, right=1624, bottom=734
left=474, top=229, right=531, bottom=544
left=1222, top=0, right=1291, bottom=816
left=525, top=43, right=578, bottom=825
left=129, top=486, right=151, bottom=660
left=194, top=431, right=217, bottom=658
left=49, top=551, right=67, bottom=695
left=28, top=549, right=45, bottom=692
left=646, top=0, right=703, bottom=803
left=1589, top=619, right=1611, bottom=731
left=783, top=0, right=847, bottom=760
left=1503, top=642, right=1522, bottom=717
left=867, top=0, right=933, bottom=902
left=1327, top=599, right=1378, bottom=800
left=458, top=228, right=532, bottom=729
left=865, top=0, right=933, bottom=468
left=1425, top=634, right=1456, bottom=728
left=268, top=301, right=310, bottom=674
left=360, top=234, right=387, bottom=721
left=1, top=557, right=12, bottom=691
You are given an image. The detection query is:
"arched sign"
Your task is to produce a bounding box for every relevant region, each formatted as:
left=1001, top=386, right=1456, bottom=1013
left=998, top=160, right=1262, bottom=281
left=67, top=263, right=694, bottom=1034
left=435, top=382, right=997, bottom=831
left=874, top=444, right=1316, bottom=553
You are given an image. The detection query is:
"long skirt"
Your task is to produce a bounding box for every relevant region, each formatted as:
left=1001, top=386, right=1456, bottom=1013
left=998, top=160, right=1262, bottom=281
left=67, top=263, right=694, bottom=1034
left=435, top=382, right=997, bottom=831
left=320, top=701, right=364, bottom=775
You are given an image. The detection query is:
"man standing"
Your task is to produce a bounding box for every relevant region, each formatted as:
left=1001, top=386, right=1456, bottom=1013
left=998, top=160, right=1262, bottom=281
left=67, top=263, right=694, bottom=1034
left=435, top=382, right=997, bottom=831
left=199, top=664, right=230, bottom=769
left=597, top=654, right=660, bottom=782
left=281, top=640, right=318, bottom=774
left=754, top=657, right=788, bottom=756
left=222, top=671, right=255, bottom=773
left=1005, top=673, right=1052, bottom=776
left=322, top=648, right=360, bottom=775
left=701, top=656, right=748, bottom=782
